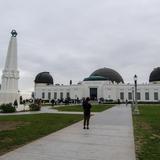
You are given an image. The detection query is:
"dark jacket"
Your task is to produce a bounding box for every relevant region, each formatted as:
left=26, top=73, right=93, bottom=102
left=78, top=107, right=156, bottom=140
left=82, top=100, right=92, bottom=115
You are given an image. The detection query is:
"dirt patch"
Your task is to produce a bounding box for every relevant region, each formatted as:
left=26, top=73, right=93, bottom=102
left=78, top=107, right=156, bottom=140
left=139, top=121, right=151, bottom=130
left=0, top=121, right=30, bottom=131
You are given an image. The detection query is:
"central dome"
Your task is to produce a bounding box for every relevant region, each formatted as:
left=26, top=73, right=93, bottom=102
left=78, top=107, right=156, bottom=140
left=90, top=67, right=124, bottom=83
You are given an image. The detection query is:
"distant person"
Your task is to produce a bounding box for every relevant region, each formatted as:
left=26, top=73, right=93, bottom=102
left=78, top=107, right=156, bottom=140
left=125, top=99, right=128, bottom=106
left=117, top=99, right=120, bottom=104
left=51, top=99, right=55, bottom=106
left=82, top=97, right=92, bottom=129
left=13, top=99, right=18, bottom=108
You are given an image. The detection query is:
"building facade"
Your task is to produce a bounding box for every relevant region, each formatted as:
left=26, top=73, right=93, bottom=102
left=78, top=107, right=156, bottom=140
left=34, top=67, right=160, bottom=102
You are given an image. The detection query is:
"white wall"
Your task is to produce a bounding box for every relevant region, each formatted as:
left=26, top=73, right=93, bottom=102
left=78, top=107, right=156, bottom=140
left=34, top=81, right=160, bottom=102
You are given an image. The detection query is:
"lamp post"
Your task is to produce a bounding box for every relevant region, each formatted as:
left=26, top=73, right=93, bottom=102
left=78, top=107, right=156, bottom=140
left=131, top=87, right=134, bottom=111
left=134, top=74, right=139, bottom=114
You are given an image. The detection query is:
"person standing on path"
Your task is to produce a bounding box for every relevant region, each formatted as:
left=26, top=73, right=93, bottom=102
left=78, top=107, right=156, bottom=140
left=82, top=97, right=92, bottom=129
left=125, top=99, right=128, bottom=106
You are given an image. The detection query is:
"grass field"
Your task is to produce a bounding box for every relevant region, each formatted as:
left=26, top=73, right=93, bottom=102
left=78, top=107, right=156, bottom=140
left=0, top=113, right=83, bottom=155
left=133, top=105, right=160, bottom=160
left=54, top=104, right=114, bottom=112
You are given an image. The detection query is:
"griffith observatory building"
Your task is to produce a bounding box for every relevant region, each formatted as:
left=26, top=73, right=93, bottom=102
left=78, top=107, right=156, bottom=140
left=34, top=67, right=160, bottom=102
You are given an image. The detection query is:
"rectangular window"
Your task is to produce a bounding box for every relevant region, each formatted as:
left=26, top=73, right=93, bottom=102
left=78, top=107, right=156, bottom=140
left=48, top=92, right=51, bottom=100
left=42, top=92, right=45, bottom=99
left=54, top=92, right=57, bottom=99
left=154, top=92, right=158, bottom=100
left=66, top=92, right=70, bottom=98
left=120, top=92, right=124, bottom=100
left=145, top=92, right=149, bottom=100
left=60, top=92, right=63, bottom=99
left=128, top=92, right=132, bottom=100
left=137, top=92, right=141, bottom=100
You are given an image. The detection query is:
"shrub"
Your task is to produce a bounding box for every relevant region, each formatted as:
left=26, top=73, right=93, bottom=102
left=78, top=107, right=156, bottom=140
left=29, top=103, right=41, bottom=111
left=0, top=103, right=16, bottom=113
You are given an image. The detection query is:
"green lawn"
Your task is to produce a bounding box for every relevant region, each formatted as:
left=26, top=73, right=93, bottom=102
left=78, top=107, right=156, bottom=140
left=0, top=113, right=83, bottom=155
left=54, top=104, right=114, bottom=112
left=133, top=105, right=160, bottom=160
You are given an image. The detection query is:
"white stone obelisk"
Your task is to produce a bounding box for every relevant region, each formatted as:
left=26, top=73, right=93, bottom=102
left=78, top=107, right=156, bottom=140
left=0, top=30, right=19, bottom=104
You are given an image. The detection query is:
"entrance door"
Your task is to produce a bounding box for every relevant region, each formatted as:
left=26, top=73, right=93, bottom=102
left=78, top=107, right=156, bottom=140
left=90, top=88, right=97, bottom=100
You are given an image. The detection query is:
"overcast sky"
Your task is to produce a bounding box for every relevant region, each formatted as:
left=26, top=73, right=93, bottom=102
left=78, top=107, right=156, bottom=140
left=0, top=0, right=160, bottom=95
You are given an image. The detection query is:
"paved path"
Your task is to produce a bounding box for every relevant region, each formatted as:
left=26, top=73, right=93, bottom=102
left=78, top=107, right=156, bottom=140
left=0, top=106, right=85, bottom=115
left=0, top=104, right=136, bottom=160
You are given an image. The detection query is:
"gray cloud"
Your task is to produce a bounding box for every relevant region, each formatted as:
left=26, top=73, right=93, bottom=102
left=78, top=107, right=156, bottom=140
left=0, top=0, right=160, bottom=94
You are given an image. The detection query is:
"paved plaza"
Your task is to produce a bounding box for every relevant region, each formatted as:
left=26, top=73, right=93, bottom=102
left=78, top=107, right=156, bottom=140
left=0, top=104, right=136, bottom=160
left=0, top=106, right=85, bottom=115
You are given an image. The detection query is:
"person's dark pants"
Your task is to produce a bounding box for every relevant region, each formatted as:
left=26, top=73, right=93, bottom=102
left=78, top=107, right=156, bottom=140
left=84, top=113, right=90, bottom=127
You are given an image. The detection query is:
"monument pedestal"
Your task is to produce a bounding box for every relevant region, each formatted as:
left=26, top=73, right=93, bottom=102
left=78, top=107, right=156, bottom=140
left=0, top=91, right=19, bottom=104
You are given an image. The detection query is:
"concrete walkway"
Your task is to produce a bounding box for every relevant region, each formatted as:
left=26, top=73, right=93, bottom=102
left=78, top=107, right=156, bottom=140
left=0, top=104, right=136, bottom=160
left=0, top=106, right=85, bottom=115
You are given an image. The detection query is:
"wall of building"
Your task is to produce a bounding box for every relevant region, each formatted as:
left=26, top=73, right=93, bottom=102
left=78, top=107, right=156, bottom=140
left=34, top=81, right=160, bottom=102
left=34, top=83, right=83, bottom=100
